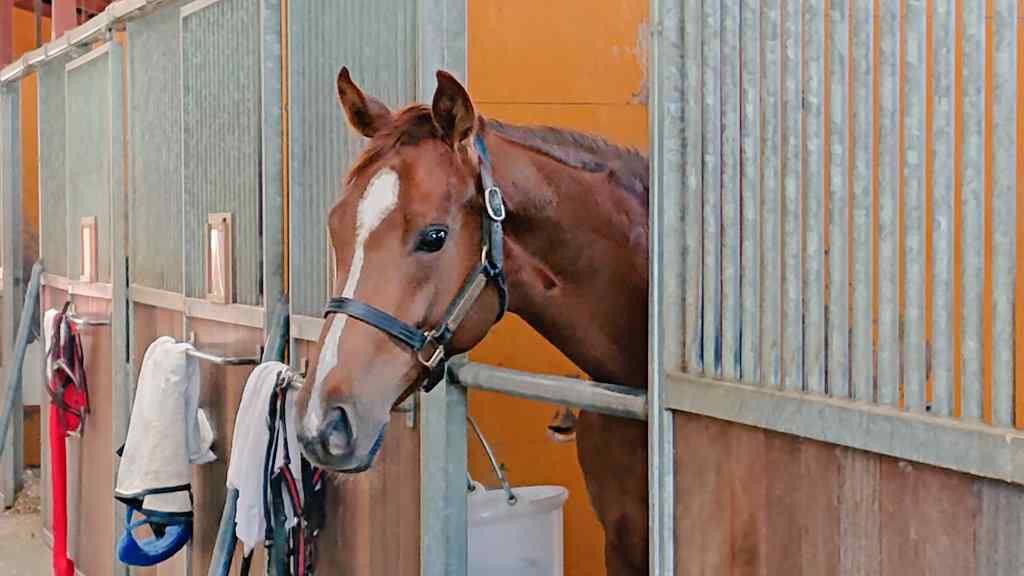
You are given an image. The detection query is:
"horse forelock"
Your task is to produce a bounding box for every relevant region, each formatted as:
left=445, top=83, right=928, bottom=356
left=345, top=105, right=439, bottom=187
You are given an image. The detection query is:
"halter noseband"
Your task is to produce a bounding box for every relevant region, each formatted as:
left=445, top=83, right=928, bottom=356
left=322, top=133, right=508, bottom=392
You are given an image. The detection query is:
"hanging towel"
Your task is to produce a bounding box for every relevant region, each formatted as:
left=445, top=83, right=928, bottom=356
left=227, top=361, right=303, bottom=554
left=115, top=336, right=215, bottom=518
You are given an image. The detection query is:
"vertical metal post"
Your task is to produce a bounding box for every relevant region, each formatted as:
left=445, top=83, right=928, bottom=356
left=107, top=40, right=131, bottom=576
left=261, top=0, right=284, bottom=330
left=418, top=1, right=467, bottom=574
left=1, top=82, right=23, bottom=509
left=649, top=0, right=680, bottom=572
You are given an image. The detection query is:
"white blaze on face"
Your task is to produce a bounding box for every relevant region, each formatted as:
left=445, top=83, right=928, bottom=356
left=304, top=169, right=401, bottom=436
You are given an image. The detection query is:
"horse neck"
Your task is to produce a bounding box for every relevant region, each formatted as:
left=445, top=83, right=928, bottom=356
left=485, top=129, right=650, bottom=389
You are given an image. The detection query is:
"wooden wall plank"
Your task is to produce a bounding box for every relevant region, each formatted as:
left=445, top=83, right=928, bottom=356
left=70, top=294, right=113, bottom=576
left=880, top=457, right=978, bottom=574
left=976, top=480, right=1024, bottom=576
left=837, top=448, right=881, bottom=575
left=728, top=422, right=768, bottom=575
left=798, top=440, right=840, bottom=576
left=764, top=428, right=803, bottom=575
left=675, top=414, right=730, bottom=574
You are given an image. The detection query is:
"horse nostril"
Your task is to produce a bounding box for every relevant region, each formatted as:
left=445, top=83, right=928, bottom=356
left=322, top=405, right=356, bottom=457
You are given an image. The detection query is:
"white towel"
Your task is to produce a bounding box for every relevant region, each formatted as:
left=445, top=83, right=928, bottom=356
left=115, top=336, right=215, bottom=517
left=227, top=361, right=303, bottom=554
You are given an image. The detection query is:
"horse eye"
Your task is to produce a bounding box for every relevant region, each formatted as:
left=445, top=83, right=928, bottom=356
left=415, top=227, right=448, bottom=253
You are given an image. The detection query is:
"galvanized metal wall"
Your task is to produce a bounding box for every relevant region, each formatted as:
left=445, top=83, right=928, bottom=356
left=181, top=0, right=262, bottom=305
left=66, top=48, right=114, bottom=284
left=675, top=0, right=1023, bottom=431
left=287, top=0, right=417, bottom=317
left=127, top=2, right=184, bottom=293
left=38, top=57, right=67, bottom=277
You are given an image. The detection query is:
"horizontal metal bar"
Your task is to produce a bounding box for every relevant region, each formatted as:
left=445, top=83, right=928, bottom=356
left=447, top=358, right=647, bottom=421
left=184, top=298, right=264, bottom=329
left=66, top=312, right=110, bottom=327
left=0, top=0, right=172, bottom=85
left=69, top=281, right=113, bottom=300
left=664, top=371, right=1024, bottom=486
left=130, top=284, right=186, bottom=312
left=41, top=273, right=71, bottom=292
left=290, top=314, right=324, bottom=342
left=185, top=348, right=260, bottom=366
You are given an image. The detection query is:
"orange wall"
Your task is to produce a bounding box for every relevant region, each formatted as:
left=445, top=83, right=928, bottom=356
left=466, top=2, right=649, bottom=575
left=13, top=9, right=49, bottom=271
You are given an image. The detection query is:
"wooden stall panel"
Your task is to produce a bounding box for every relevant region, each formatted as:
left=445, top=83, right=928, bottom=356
left=672, top=412, right=1024, bottom=575
left=68, top=294, right=114, bottom=576
left=129, top=303, right=187, bottom=576
left=293, top=340, right=420, bottom=576
left=187, top=317, right=264, bottom=575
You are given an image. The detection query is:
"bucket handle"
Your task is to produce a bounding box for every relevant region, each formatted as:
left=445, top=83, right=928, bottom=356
left=467, top=416, right=517, bottom=506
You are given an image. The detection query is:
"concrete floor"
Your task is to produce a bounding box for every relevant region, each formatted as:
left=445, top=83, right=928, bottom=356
left=0, top=468, right=50, bottom=575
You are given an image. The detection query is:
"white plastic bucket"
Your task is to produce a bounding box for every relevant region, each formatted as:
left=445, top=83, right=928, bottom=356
left=467, top=484, right=569, bottom=576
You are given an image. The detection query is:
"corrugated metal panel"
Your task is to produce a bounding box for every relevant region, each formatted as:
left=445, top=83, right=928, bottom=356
left=720, top=1, right=740, bottom=380
left=803, top=0, right=826, bottom=394
left=990, top=0, right=1017, bottom=427
left=961, top=0, right=985, bottom=420
left=682, top=0, right=703, bottom=373
left=781, top=0, right=802, bottom=392
left=828, top=0, right=850, bottom=399
left=181, top=0, right=262, bottom=305
left=930, top=0, right=955, bottom=417
left=66, top=49, right=113, bottom=284
left=759, top=0, right=781, bottom=387
left=701, top=0, right=722, bottom=377
left=38, top=57, right=68, bottom=277
left=876, top=0, right=900, bottom=407
left=287, top=0, right=417, bottom=317
left=127, top=2, right=183, bottom=293
left=850, top=0, right=874, bottom=402
left=902, top=0, right=927, bottom=412
left=739, top=0, right=760, bottom=385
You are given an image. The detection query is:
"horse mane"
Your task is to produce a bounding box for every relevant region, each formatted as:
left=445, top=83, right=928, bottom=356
left=346, top=105, right=650, bottom=207
left=486, top=119, right=649, bottom=207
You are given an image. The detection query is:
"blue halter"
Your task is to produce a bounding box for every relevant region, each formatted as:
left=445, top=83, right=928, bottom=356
left=117, top=507, right=192, bottom=567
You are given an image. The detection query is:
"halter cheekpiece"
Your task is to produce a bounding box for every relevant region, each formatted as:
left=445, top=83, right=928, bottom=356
left=322, top=133, right=508, bottom=392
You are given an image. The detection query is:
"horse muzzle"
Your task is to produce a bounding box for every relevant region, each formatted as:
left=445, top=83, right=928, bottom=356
left=298, top=405, right=385, bottom=473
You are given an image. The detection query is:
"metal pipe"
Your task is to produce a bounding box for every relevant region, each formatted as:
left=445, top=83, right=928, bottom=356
left=184, top=349, right=260, bottom=367
left=447, top=358, right=648, bottom=421
left=0, top=262, right=43, bottom=461
left=467, top=415, right=516, bottom=505
left=65, top=312, right=110, bottom=327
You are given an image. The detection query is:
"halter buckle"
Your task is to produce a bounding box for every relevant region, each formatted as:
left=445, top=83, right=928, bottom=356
left=417, top=335, right=445, bottom=370
left=484, top=186, right=506, bottom=222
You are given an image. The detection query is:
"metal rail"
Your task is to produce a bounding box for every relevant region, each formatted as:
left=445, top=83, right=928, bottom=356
left=446, top=358, right=648, bottom=421
left=0, top=0, right=174, bottom=85
left=184, top=348, right=261, bottom=366
left=66, top=312, right=110, bottom=327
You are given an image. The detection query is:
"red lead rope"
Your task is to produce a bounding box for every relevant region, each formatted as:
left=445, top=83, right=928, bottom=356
left=47, top=304, right=90, bottom=576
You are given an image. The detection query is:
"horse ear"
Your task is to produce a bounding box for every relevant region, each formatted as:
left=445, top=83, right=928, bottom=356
left=431, top=70, right=476, bottom=147
left=337, top=66, right=392, bottom=138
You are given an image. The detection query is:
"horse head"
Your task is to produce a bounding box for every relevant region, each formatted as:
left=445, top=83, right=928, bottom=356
left=296, top=67, right=505, bottom=472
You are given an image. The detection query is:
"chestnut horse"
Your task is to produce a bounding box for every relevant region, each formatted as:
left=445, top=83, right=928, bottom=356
left=296, top=68, right=650, bottom=574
